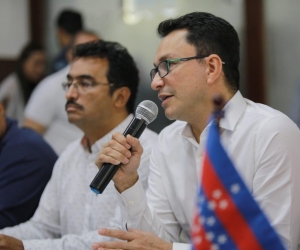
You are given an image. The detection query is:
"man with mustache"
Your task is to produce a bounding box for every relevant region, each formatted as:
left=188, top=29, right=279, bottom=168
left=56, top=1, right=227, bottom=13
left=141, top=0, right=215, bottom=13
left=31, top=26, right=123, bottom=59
left=23, top=30, right=99, bottom=155
left=0, top=40, right=157, bottom=249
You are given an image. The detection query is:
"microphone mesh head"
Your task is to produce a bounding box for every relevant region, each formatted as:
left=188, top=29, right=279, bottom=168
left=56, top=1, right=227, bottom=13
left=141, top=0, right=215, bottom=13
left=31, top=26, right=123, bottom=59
left=135, top=100, right=158, bottom=125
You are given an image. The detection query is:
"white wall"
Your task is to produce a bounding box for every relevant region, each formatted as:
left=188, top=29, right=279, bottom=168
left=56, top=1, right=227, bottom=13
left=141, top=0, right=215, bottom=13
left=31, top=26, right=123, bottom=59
left=264, top=0, right=300, bottom=119
left=0, top=0, right=29, bottom=59
left=45, top=0, right=245, bottom=132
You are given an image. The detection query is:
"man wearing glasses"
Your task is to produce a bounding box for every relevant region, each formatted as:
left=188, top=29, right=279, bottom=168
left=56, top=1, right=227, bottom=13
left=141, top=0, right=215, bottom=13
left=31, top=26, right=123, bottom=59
left=93, top=12, right=300, bottom=250
left=0, top=40, right=158, bottom=249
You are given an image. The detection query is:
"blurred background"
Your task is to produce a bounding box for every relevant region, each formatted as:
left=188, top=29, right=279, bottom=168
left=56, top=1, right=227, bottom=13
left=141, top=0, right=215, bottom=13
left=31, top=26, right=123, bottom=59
left=0, top=0, right=299, bottom=133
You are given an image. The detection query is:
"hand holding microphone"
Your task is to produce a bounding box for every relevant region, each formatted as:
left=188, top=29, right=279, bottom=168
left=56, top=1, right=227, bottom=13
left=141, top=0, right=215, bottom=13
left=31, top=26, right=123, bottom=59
left=91, top=100, right=158, bottom=194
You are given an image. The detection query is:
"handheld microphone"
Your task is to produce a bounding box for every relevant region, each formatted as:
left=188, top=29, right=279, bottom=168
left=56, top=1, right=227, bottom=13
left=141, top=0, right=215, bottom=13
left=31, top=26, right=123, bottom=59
left=90, top=100, right=158, bottom=194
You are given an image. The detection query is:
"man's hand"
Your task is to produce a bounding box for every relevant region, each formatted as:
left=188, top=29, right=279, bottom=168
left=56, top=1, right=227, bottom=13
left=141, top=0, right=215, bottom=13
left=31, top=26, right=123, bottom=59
left=95, top=132, right=143, bottom=193
left=92, top=228, right=172, bottom=250
left=0, top=234, right=24, bottom=250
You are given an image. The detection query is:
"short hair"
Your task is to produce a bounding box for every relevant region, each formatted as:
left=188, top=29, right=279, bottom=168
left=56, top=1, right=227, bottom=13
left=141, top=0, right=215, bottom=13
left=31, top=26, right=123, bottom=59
left=56, top=10, right=83, bottom=35
left=73, top=40, right=139, bottom=114
left=157, top=12, right=240, bottom=91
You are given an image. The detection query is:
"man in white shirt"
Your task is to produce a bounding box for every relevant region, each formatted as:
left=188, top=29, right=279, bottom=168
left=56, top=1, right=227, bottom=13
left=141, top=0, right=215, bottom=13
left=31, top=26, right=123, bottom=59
left=23, top=30, right=100, bottom=155
left=92, top=12, right=300, bottom=250
left=0, top=40, right=158, bottom=250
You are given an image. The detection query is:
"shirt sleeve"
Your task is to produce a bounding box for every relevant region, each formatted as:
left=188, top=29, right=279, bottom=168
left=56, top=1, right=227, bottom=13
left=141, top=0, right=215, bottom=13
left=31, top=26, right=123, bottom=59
left=20, top=199, right=123, bottom=250
left=22, top=231, right=114, bottom=250
left=117, top=141, right=188, bottom=244
left=253, top=115, right=300, bottom=250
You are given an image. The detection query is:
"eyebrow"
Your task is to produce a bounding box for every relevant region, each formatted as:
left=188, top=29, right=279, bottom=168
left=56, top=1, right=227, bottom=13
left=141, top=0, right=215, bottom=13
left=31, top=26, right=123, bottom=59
left=66, top=74, right=95, bottom=80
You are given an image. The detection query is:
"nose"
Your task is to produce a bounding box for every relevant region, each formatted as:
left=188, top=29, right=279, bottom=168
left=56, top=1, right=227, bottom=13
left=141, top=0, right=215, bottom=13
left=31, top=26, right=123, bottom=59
left=65, top=84, right=79, bottom=100
left=151, top=73, right=165, bottom=91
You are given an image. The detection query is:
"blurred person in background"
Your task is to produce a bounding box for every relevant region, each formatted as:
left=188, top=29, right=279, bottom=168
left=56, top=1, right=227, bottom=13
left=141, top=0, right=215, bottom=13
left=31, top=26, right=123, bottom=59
left=51, top=9, right=83, bottom=73
left=0, top=42, right=46, bottom=124
left=0, top=100, right=57, bottom=230
left=23, top=30, right=99, bottom=155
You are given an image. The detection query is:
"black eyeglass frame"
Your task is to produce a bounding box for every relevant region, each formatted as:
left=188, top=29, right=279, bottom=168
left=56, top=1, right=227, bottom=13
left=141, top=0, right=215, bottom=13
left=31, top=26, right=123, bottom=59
left=150, top=55, right=225, bottom=81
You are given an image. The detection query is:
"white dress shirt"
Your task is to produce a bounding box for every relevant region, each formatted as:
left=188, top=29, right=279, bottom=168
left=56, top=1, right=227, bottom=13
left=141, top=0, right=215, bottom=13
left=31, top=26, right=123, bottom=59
left=0, top=114, right=158, bottom=250
left=117, top=91, right=300, bottom=250
left=24, top=65, right=83, bottom=155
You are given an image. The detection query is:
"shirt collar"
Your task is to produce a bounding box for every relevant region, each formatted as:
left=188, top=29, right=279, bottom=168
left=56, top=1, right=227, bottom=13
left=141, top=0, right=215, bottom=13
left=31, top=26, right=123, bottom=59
left=180, top=91, right=247, bottom=145
left=219, top=91, right=247, bottom=131
left=80, top=114, right=134, bottom=153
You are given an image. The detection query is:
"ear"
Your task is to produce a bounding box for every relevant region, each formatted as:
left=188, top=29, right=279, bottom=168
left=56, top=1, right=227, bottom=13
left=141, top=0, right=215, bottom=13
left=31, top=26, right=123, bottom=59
left=112, top=87, right=131, bottom=109
left=205, top=54, right=224, bottom=85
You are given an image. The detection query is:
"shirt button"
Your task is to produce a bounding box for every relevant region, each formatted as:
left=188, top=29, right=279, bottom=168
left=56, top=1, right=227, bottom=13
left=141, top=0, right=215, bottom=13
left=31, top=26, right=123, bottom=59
left=128, top=201, right=134, bottom=205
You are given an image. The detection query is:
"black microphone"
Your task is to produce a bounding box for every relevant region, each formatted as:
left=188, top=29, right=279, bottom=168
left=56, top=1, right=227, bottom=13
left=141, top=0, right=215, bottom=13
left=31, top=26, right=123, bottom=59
left=90, top=100, right=158, bottom=194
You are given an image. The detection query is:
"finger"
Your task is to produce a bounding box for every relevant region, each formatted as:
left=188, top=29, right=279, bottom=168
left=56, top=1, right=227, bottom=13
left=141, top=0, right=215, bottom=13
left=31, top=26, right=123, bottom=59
left=101, top=142, right=131, bottom=164
left=93, top=240, right=128, bottom=250
left=125, top=135, right=143, bottom=156
left=98, top=228, right=135, bottom=241
left=92, top=243, right=123, bottom=250
left=111, top=132, right=131, bottom=149
left=96, top=142, right=132, bottom=167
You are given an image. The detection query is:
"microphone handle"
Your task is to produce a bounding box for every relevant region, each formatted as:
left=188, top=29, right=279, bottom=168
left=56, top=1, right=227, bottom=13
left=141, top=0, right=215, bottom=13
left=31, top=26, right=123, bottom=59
left=90, top=118, right=147, bottom=194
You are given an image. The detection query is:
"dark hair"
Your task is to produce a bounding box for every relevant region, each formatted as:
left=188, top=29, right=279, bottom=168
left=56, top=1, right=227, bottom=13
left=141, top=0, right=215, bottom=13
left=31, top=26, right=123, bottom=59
left=73, top=40, right=139, bottom=114
left=157, top=12, right=240, bottom=91
left=16, top=42, right=44, bottom=104
left=57, top=10, right=83, bottom=35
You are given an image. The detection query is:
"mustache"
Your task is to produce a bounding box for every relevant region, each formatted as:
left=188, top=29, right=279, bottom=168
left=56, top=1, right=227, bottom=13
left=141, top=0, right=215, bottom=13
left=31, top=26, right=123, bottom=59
left=65, top=100, right=84, bottom=110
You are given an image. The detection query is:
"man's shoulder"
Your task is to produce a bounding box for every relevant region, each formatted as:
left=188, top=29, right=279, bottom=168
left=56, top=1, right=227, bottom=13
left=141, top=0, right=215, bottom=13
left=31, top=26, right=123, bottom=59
left=237, top=99, right=300, bottom=141
left=2, top=123, right=57, bottom=163
left=0, top=73, right=18, bottom=93
left=245, top=99, right=296, bottom=127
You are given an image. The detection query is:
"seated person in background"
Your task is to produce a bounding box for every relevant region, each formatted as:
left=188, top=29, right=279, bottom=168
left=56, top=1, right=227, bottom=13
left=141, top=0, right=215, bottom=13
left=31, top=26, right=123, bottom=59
left=0, top=101, right=57, bottom=230
left=23, top=31, right=99, bottom=155
left=92, top=12, right=300, bottom=250
left=51, top=9, right=83, bottom=73
left=0, top=42, right=46, bottom=124
left=0, top=40, right=158, bottom=250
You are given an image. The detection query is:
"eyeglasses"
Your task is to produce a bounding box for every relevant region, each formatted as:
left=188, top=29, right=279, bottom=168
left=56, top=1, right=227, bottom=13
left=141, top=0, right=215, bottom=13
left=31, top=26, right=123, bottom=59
left=62, top=78, right=114, bottom=93
left=150, top=55, right=211, bottom=81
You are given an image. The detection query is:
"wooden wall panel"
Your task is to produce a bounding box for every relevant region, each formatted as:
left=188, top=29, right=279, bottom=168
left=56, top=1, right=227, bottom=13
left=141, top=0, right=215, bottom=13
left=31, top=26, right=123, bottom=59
left=0, top=59, right=16, bottom=83
left=245, top=0, right=265, bottom=103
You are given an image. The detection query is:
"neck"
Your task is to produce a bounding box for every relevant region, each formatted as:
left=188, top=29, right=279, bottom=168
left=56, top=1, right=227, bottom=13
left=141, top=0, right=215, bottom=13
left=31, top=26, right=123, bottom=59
left=79, top=112, right=129, bottom=147
left=190, top=90, right=236, bottom=143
